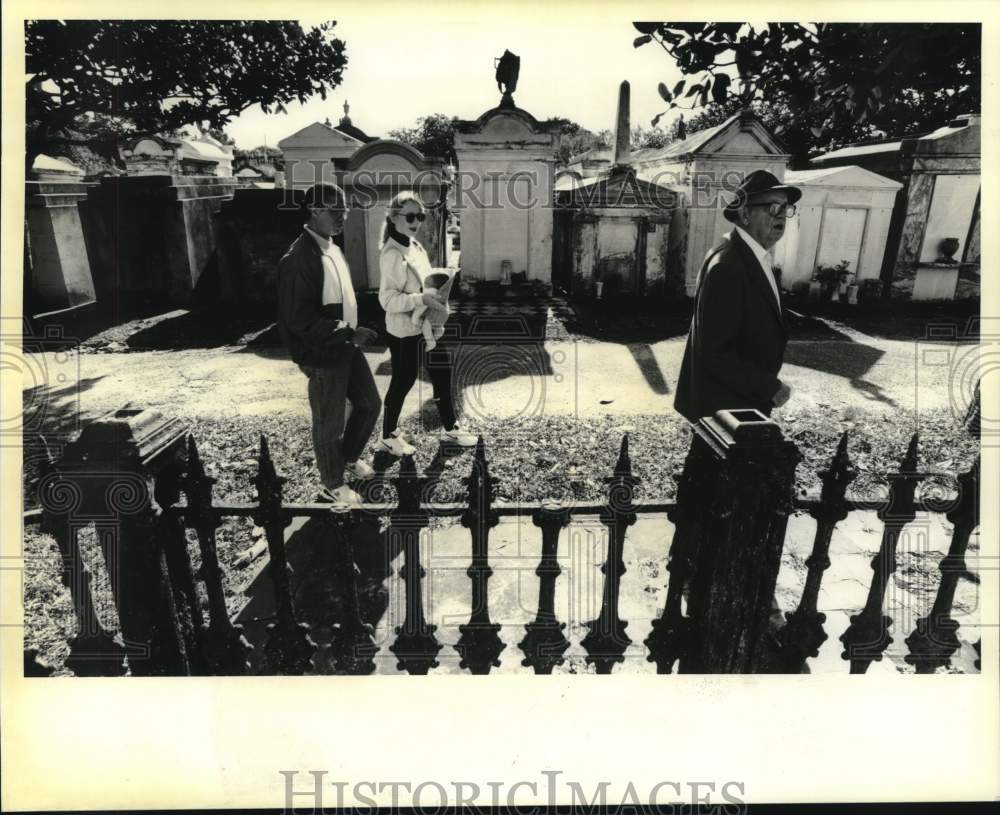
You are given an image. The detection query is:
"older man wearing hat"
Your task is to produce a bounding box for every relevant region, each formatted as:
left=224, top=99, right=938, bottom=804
left=674, top=169, right=801, bottom=423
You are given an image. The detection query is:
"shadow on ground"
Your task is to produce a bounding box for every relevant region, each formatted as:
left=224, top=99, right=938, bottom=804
left=236, top=514, right=403, bottom=675
left=784, top=342, right=894, bottom=406
left=783, top=296, right=980, bottom=341
left=562, top=294, right=693, bottom=343
left=21, top=377, right=108, bottom=508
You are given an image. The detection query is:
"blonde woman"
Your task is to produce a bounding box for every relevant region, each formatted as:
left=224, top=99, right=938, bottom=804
left=377, top=191, right=476, bottom=453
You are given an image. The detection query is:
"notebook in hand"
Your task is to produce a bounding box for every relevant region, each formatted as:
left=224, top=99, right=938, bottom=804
left=424, top=270, right=454, bottom=300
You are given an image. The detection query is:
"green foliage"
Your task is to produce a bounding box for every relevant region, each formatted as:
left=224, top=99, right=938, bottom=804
left=634, top=22, right=980, bottom=164
left=234, top=144, right=284, bottom=171
left=814, top=260, right=853, bottom=292
left=543, top=118, right=613, bottom=165
left=26, top=20, right=348, bottom=167
left=206, top=127, right=236, bottom=146
left=631, top=125, right=671, bottom=149
left=388, top=113, right=458, bottom=164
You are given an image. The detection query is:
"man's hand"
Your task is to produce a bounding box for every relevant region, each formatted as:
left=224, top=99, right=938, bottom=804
left=772, top=381, right=791, bottom=408
left=421, top=291, right=444, bottom=308
left=352, top=326, right=378, bottom=347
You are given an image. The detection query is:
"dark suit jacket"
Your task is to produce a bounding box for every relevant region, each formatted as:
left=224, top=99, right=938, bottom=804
left=674, top=229, right=788, bottom=423
left=277, top=230, right=356, bottom=368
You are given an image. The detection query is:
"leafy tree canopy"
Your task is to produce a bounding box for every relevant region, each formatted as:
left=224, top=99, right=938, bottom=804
left=26, top=20, right=348, bottom=169
left=388, top=113, right=458, bottom=165
left=633, top=22, right=980, bottom=164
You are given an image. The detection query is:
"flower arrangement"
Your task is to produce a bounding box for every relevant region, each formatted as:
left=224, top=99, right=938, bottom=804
left=814, top=260, right=853, bottom=299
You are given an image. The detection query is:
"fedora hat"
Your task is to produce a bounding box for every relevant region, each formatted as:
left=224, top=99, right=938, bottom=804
left=723, top=170, right=801, bottom=223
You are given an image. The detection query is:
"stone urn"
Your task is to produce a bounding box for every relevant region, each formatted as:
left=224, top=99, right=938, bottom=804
left=937, top=237, right=960, bottom=263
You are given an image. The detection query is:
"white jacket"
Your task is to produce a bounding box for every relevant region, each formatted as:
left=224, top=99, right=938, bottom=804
left=379, top=236, right=448, bottom=338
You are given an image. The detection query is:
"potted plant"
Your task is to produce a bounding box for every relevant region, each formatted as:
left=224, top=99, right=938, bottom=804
left=838, top=263, right=854, bottom=296
left=937, top=237, right=960, bottom=263
left=814, top=264, right=840, bottom=300
left=815, top=260, right=853, bottom=302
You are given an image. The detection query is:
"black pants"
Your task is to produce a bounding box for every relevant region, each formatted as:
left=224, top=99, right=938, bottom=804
left=383, top=333, right=456, bottom=436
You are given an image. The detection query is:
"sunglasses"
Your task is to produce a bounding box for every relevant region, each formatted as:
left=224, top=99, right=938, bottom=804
left=401, top=212, right=426, bottom=224
left=750, top=202, right=797, bottom=218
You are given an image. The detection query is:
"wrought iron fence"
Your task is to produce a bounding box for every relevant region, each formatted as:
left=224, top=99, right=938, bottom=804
left=23, top=407, right=981, bottom=676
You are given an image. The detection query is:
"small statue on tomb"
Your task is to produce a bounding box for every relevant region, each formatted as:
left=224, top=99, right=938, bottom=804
left=495, top=49, right=520, bottom=106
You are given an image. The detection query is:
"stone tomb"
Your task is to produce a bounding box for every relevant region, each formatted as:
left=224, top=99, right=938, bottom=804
left=279, top=119, right=366, bottom=191
left=453, top=105, right=561, bottom=285
left=811, top=114, right=981, bottom=300
left=552, top=170, right=678, bottom=298
left=632, top=110, right=791, bottom=297
left=339, top=140, right=449, bottom=290
left=774, top=165, right=902, bottom=293
left=82, top=175, right=236, bottom=310
left=25, top=156, right=97, bottom=315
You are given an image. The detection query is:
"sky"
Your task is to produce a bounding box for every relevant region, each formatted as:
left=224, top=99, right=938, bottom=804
left=224, top=5, right=689, bottom=149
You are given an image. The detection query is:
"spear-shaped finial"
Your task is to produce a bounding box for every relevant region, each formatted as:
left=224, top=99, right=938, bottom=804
left=187, top=434, right=205, bottom=476
left=615, top=433, right=632, bottom=477
left=399, top=452, right=417, bottom=479
left=259, top=433, right=273, bottom=471
left=901, top=432, right=919, bottom=473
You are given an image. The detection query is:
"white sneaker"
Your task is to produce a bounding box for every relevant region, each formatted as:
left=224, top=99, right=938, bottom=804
left=378, top=430, right=416, bottom=457
left=440, top=423, right=477, bottom=447
left=344, top=459, right=375, bottom=480
left=318, top=485, right=363, bottom=506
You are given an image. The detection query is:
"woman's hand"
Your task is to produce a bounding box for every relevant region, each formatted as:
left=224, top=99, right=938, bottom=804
left=421, top=291, right=444, bottom=308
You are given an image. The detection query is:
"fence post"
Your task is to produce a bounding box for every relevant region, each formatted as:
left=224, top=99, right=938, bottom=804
left=40, top=408, right=190, bottom=676
left=582, top=434, right=639, bottom=674
left=69, top=410, right=188, bottom=674
left=329, top=506, right=377, bottom=675
left=904, top=456, right=980, bottom=673
left=645, top=436, right=712, bottom=673
left=155, top=457, right=210, bottom=675
left=840, top=433, right=923, bottom=674
left=253, top=434, right=315, bottom=675
left=520, top=500, right=571, bottom=674
left=182, top=435, right=252, bottom=674
left=38, top=448, right=126, bottom=676
left=388, top=455, right=442, bottom=674
left=679, top=410, right=801, bottom=674
left=775, top=431, right=856, bottom=672
left=456, top=438, right=505, bottom=674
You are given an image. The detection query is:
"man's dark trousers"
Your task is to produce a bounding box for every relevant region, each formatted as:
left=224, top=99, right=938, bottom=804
left=300, top=345, right=380, bottom=490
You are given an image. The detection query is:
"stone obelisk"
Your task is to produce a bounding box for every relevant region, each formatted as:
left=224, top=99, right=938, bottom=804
left=612, top=80, right=631, bottom=170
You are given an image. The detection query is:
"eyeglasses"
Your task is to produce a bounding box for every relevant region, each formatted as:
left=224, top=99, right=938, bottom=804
left=402, top=212, right=426, bottom=224
left=750, top=202, right=797, bottom=218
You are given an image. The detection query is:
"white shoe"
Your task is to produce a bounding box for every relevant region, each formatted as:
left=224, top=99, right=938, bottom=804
left=378, top=430, right=416, bottom=457
left=440, top=423, right=477, bottom=447
left=344, top=459, right=375, bottom=480
left=318, top=485, right=363, bottom=506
